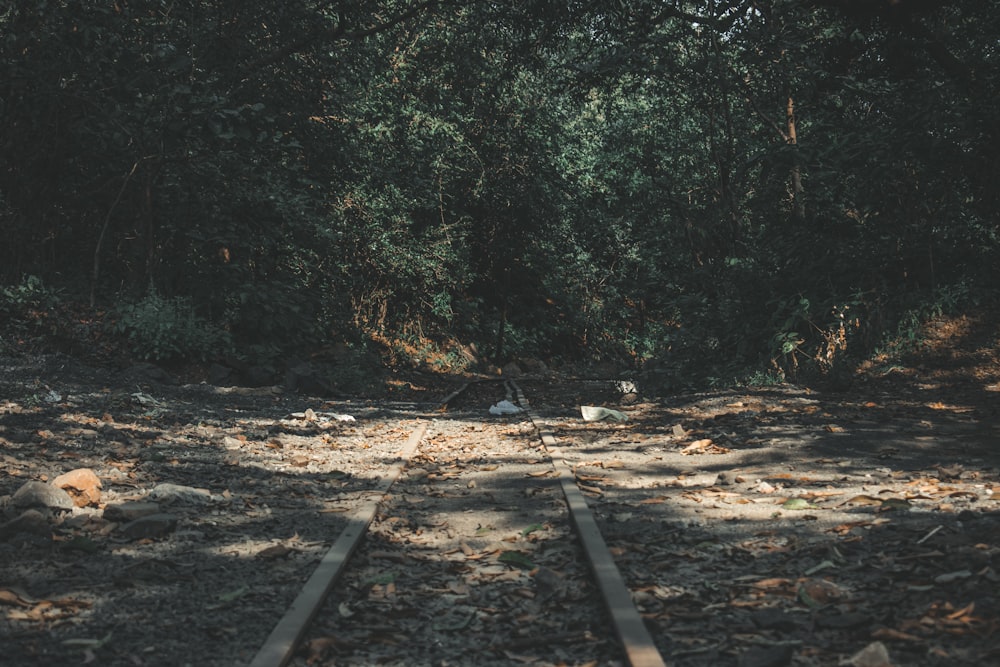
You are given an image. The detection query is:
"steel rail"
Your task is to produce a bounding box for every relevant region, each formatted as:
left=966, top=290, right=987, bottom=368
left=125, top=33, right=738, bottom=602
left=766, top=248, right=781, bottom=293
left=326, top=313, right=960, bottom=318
left=511, top=380, right=669, bottom=667
left=248, top=420, right=429, bottom=667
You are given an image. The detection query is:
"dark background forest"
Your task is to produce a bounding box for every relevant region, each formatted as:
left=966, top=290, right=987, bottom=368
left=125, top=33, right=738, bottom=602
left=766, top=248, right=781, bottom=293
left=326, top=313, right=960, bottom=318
left=2, top=0, right=998, bottom=388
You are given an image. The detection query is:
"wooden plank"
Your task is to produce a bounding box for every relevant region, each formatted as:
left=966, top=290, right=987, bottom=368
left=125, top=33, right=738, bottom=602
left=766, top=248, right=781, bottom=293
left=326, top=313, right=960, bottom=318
left=511, top=382, right=668, bottom=667
left=248, top=421, right=429, bottom=667
left=437, top=381, right=471, bottom=411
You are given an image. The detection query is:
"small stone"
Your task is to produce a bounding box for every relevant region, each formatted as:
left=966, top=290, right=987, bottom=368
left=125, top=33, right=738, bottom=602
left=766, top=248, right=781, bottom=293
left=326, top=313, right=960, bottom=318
left=120, top=513, right=178, bottom=540
left=221, top=436, right=244, bottom=449
left=103, top=501, right=162, bottom=522
left=716, top=472, right=734, bottom=486
left=147, top=483, right=212, bottom=505
left=843, top=641, right=892, bottom=667
left=12, top=481, right=75, bottom=511
left=52, top=468, right=102, bottom=507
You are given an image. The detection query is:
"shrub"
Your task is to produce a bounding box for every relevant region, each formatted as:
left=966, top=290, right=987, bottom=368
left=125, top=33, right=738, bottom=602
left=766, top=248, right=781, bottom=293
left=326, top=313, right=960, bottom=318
left=114, top=288, right=231, bottom=362
left=0, top=275, right=64, bottom=350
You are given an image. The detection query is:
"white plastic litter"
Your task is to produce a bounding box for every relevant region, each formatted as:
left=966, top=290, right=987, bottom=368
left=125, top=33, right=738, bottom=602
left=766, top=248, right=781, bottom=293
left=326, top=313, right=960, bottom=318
left=489, top=400, right=523, bottom=416
left=580, top=405, right=628, bottom=422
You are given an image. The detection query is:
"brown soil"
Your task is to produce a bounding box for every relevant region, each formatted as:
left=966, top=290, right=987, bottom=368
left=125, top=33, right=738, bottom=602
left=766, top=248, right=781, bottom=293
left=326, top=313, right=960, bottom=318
left=1, top=309, right=999, bottom=666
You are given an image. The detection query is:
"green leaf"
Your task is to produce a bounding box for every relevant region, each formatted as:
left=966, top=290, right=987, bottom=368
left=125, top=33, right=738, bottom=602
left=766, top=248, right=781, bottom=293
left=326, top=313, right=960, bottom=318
left=218, top=585, right=250, bottom=602
left=368, top=571, right=397, bottom=586
left=797, top=585, right=822, bottom=609
left=781, top=497, right=816, bottom=510
left=498, top=550, right=535, bottom=570
left=521, top=523, right=545, bottom=537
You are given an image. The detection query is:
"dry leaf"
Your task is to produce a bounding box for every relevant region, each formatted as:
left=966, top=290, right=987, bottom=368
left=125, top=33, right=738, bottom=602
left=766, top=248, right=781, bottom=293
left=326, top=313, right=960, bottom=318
left=257, top=544, right=293, bottom=559
left=304, top=637, right=338, bottom=665
left=682, top=438, right=713, bottom=452
left=872, top=627, right=921, bottom=642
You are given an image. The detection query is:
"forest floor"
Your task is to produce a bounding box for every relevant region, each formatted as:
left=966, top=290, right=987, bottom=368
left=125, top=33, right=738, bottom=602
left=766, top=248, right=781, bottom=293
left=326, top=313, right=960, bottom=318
left=1, top=309, right=999, bottom=666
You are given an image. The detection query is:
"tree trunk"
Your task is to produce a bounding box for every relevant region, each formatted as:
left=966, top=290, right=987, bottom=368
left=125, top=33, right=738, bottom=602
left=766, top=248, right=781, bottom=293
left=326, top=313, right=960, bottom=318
left=786, top=95, right=806, bottom=219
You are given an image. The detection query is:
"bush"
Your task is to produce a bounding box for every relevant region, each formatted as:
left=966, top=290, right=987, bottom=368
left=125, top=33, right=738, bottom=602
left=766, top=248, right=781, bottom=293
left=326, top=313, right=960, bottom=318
left=0, top=275, right=64, bottom=351
left=114, top=288, right=231, bottom=362
left=0, top=275, right=62, bottom=316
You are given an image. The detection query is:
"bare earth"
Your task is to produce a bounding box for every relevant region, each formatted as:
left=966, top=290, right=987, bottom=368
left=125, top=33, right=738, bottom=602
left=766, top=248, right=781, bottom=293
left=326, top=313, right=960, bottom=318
left=1, top=311, right=999, bottom=666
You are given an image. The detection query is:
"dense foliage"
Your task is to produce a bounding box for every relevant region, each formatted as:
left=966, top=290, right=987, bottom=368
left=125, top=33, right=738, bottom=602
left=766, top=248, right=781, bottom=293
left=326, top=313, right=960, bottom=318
left=2, top=0, right=997, bottom=383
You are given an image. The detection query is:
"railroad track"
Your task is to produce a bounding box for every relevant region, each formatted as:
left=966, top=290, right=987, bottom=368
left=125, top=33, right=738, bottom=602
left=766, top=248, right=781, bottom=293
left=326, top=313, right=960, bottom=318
left=249, top=379, right=667, bottom=667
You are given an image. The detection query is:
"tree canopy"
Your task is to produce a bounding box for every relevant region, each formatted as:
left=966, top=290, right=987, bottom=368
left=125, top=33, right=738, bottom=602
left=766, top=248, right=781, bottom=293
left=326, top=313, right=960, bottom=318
left=2, top=0, right=997, bottom=384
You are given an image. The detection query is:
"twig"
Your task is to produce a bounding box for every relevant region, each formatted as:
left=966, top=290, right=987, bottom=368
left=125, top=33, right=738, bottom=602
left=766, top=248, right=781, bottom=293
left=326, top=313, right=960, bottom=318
left=90, top=160, right=139, bottom=308
left=916, top=525, right=943, bottom=545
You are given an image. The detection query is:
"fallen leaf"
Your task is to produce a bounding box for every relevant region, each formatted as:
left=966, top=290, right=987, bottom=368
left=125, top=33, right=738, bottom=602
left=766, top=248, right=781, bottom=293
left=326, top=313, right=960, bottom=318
left=498, top=550, right=535, bottom=570
left=258, top=544, right=293, bottom=559
left=682, top=438, right=713, bottom=452
left=934, top=569, right=973, bottom=584
left=218, top=585, right=249, bottom=602
left=840, top=495, right=883, bottom=507
left=946, top=601, right=976, bottom=620
left=304, top=637, right=338, bottom=665
left=62, top=632, right=113, bottom=650
left=871, top=627, right=922, bottom=642
left=521, top=523, right=544, bottom=537
left=797, top=579, right=844, bottom=607
left=804, top=560, right=837, bottom=575
left=781, top=498, right=816, bottom=510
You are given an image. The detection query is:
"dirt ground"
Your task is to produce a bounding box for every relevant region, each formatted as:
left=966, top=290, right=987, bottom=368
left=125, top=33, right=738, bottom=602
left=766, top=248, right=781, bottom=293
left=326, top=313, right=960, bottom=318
left=1, top=310, right=999, bottom=666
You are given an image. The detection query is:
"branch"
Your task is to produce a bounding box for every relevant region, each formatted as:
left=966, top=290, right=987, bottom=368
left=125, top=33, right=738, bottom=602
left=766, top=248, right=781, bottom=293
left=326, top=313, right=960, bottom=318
left=647, top=0, right=754, bottom=33
left=240, top=0, right=442, bottom=74
left=91, top=161, right=140, bottom=309
left=732, top=68, right=790, bottom=142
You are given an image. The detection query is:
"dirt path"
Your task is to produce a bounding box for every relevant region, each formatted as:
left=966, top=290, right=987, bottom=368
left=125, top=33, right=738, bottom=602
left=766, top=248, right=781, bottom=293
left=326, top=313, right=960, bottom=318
left=2, top=323, right=1000, bottom=666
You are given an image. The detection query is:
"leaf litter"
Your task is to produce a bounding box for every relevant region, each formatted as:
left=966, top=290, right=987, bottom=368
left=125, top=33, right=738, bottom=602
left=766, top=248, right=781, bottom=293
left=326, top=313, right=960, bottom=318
left=4, top=311, right=1000, bottom=666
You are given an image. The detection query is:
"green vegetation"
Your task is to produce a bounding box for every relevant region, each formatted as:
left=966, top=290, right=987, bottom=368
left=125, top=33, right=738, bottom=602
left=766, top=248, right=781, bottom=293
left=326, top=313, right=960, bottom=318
left=114, top=287, right=231, bottom=362
left=2, top=1, right=997, bottom=383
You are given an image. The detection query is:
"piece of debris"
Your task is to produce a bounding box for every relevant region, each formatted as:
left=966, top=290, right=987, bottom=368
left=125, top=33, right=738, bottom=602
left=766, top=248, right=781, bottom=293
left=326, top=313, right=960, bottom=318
left=580, top=406, right=628, bottom=422
left=489, top=400, right=523, bottom=416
